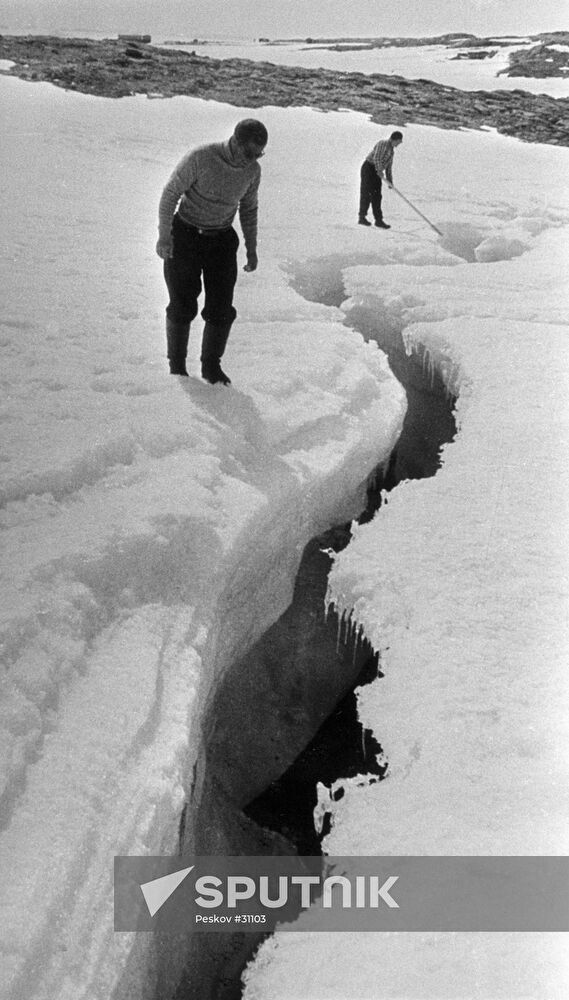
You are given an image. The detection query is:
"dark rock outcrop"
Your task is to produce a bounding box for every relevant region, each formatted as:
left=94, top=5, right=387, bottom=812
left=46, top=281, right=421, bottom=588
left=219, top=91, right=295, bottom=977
left=499, top=43, right=569, bottom=79
left=0, top=35, right=567, bottom=146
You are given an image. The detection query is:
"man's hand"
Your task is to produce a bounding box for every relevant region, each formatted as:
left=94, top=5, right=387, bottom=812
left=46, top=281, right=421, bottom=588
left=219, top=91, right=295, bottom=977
left=156, top=238, right=173, bottom=260
left=244, top=252, right=258, bottom=272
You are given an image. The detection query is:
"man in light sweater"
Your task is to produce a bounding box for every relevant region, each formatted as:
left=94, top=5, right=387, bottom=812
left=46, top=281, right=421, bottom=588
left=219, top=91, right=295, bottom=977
left=358, top=130, right=403, bottom=230
left=156, top=118, right=268, bottom=383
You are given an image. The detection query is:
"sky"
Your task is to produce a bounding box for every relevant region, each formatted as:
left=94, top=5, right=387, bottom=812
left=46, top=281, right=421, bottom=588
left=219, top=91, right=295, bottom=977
left=0, top=0, right=568, bottom=38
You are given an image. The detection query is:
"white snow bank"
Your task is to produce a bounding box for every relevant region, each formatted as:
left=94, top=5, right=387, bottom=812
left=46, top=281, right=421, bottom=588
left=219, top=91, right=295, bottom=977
left=0, top=78, right=406, bottom=1000
left=327, top=305, right=569, bottom=855
left=244, top=931, right=569, bottom=999
left=244, top=188, right=569, bottom=999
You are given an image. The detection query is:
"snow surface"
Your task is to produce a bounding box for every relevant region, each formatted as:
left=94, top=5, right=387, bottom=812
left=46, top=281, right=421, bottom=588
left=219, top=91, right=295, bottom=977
left=243, top=119, right=569, bottom=1000
left=160, top=38, right=569, bottom=98
left=0, top=68, right=568, bottom=1000
left=0, top=78, right=408, bottom=1000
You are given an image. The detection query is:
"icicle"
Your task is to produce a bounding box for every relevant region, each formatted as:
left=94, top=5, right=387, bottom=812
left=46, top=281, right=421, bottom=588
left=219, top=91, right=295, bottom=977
left=335, top=612, right=344, bottom=652
left=352, top=626, right=361, bottom=668
left=345, top=615, right=352, bottom=655
left=402, top=328, right=414, bottom=357
left=313, top=781, right=333, bottom=835
left=421, top=347, right=435, bottom=388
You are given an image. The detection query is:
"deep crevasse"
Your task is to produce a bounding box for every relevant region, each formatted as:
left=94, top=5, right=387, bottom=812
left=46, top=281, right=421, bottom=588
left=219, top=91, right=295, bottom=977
left=2, top=72, right=569, bottom=1000
left=242, top=229, right=569, bottom=1000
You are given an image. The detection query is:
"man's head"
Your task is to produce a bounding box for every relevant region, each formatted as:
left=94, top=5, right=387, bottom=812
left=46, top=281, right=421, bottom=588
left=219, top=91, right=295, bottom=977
left=390, top=130, right=403, bottom=147
left=233, top=119, right=268, bottom=161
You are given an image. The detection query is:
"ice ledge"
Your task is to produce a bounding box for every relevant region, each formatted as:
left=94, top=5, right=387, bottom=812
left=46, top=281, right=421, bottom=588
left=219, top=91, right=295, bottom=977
left=0, top=317, right=406, bottom=1000
left=326, top=315, right=569, bottom=855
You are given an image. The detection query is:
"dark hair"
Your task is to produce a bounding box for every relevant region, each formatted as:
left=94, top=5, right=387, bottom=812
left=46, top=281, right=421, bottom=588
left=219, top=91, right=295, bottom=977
left=234, top=119, right=268, bottom=145
left=390, top=130, right=403, bottom=141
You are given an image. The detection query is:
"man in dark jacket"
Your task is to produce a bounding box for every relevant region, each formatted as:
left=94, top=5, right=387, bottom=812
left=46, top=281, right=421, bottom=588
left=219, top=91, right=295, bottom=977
left=156, top=118, right=268, bottom=384
left=358, top=130, right=403, bottom=230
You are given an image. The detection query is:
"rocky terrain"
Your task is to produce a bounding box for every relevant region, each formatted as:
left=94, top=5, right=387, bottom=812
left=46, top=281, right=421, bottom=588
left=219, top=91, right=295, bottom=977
left=304, top=32, right=569, bottom=79
left=296, top=30, right=569, bottom=49
left=499, top=42, right=569, bottom=78
left=301, top=33, right=517, bottom=49
left=0, top=35, right=568, bottom=146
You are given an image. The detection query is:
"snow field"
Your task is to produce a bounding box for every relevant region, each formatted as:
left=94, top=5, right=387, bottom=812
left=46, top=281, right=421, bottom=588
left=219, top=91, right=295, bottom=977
left=0, top=74, right=568, bottom=999
left=0, top=79, right=406, bottom=999
left=243, top=157, right=569, bottom=998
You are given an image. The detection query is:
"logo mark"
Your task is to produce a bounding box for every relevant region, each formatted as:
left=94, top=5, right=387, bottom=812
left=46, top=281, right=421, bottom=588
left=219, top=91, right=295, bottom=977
left=140, top=866, right=194, bottom=917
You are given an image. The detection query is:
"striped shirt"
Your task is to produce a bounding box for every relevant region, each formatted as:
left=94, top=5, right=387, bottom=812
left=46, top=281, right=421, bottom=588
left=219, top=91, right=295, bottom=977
left=158, top=140, right=261, bottom=254
left=366, top=140, right=395, bottom=183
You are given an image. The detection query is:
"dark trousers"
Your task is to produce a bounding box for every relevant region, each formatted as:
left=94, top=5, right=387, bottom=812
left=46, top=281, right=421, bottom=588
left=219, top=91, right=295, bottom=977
left=164, top=214, right=239, bottom=328
left=359, top=160, right=384, bottom=223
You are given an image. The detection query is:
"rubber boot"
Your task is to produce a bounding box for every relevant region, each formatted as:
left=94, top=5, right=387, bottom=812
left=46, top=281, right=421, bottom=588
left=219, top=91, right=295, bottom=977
left=200, top=322, right=232, bottom=385
left=166, top=318, right=190, bottom=376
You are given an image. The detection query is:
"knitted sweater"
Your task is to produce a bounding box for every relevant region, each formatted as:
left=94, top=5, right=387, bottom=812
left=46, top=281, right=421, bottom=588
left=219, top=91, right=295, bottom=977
left=158, top=140, right=261, bottom=254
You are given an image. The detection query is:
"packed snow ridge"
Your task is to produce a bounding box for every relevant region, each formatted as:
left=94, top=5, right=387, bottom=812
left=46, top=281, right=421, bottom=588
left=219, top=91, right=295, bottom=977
left=1, top=75, right=569, bottom=1000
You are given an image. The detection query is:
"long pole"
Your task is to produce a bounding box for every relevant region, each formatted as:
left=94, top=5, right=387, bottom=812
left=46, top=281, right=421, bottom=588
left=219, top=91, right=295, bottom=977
left=390, top=185, right=443, bottom=236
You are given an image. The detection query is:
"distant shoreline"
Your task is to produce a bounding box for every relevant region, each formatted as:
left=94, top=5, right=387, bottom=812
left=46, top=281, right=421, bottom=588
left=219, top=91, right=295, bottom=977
left=1, top=35, right=568, bottom=146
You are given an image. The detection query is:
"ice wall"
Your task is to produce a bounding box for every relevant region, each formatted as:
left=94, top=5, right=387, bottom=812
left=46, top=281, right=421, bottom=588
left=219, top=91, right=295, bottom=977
left=0, top=80, right=407, bottom=1000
